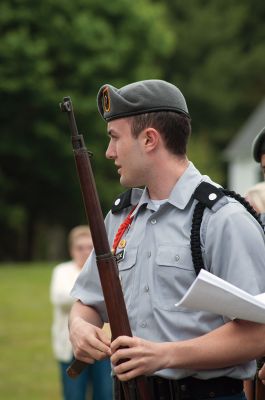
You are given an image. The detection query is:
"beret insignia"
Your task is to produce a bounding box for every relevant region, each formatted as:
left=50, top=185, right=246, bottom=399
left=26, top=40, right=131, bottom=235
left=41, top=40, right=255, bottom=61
left=102, top=87, right=111, bottom=113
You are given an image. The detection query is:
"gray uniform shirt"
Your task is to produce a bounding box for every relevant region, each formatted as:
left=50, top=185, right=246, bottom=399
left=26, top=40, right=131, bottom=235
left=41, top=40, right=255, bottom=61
left=71, top=162, right=265, bottom=380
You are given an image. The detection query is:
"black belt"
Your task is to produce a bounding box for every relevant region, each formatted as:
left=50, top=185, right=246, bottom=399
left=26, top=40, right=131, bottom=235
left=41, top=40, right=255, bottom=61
left=147, top=376, right=243, bottom=400
left=114, top=376, right=243, bottom=400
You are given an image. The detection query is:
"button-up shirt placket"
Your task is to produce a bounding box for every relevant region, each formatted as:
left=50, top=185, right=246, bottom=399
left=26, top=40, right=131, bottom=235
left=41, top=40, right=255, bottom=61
left=134, top=205, right=159, bottom=338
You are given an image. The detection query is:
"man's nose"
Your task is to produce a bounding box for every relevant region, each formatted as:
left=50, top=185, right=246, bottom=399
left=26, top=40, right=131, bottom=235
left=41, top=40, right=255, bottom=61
left=106, top=142, right=115, bottom=159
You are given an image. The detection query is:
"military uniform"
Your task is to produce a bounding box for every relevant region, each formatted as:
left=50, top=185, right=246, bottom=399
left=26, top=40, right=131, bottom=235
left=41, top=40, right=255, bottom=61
left=252, top=127, right=265, bottom=226
left=71, top=160, right=265, bottom=383
left=71, top=80, right=265, bottom=399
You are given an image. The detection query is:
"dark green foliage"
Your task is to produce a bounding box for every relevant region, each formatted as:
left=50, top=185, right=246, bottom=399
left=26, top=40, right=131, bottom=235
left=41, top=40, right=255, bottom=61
left=0, top=0, right=264, bottom=260
left=0, top=0, right=174, bottom=260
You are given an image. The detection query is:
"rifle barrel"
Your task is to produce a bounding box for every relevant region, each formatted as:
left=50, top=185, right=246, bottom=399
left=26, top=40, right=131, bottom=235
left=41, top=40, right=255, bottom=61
left=60, top=97, right=152, bottom=400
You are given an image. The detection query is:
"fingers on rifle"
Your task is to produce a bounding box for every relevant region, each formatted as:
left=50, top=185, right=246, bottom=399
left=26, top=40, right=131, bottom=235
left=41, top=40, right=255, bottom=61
left=96, top=326, right=111, bottom=347
left=111, top=335, right=134, bottom=353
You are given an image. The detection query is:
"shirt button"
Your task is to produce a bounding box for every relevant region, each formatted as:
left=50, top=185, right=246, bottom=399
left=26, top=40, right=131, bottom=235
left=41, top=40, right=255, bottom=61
left=140, top=322, right=147, bottom=328
left=144, top=285, right=149, bottom=292
left=150, top=219, right=157, bottom=224
left=175, top=255, right=180, bottom=261
left=180, top=385, right=187, bottom=392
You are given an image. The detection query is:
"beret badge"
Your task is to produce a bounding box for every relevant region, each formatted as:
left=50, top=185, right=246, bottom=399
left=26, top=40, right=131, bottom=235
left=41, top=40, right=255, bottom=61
left=102, top=87, right=111, bottom=113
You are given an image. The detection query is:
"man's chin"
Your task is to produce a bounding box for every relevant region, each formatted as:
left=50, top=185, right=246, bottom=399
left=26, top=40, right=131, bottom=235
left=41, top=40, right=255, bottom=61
left=120, top=176, right=135, bottom=188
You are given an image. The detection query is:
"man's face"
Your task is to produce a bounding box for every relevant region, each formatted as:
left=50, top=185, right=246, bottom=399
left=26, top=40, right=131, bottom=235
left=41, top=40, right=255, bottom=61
left=261, top=154, right=265, bottom=179
left=70, top=235, right=93, bottom=268
left=105, top=118, right=147, bottom=188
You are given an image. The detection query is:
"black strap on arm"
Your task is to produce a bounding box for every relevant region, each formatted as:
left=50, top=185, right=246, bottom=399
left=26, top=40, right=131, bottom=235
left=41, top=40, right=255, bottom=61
left=191, top=182, right=262, bottom=276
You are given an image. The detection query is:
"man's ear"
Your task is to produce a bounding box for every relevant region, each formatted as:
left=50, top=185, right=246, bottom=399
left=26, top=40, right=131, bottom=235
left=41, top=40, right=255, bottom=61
left=143, top=128, right=159, bottom=151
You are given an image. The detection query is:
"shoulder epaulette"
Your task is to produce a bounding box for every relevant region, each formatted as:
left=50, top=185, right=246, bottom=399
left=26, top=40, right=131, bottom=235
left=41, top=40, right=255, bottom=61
left=193, top=182, right=225, bottom=209
left=111, top=189, right=133, bottom=214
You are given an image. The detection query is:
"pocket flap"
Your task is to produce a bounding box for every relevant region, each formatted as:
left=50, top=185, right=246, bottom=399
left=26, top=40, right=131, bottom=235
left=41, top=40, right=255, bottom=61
left=156, top=245, right=193, bottom=270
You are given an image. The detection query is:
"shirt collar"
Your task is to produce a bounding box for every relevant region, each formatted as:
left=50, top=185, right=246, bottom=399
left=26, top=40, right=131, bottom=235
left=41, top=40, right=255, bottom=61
left=168, top=162, right=204, bottom=210
left=131, top=187, right=149, bottom=216
left=131, top=162, right=204, bottom=215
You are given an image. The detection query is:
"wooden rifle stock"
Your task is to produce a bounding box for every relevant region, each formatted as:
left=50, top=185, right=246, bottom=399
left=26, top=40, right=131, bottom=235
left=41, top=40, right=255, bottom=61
left=255, top=358, right=265, bottom=400
left=60, top=97, right=151, bottom=400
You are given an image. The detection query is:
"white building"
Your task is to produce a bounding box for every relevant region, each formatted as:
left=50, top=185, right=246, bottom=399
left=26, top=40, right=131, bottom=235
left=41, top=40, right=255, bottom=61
left=224, top=98, right=265, bottom=195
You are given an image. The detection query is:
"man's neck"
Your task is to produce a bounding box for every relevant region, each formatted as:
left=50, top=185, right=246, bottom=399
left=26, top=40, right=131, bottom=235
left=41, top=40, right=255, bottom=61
left=147, top=157, right=189, bottom=200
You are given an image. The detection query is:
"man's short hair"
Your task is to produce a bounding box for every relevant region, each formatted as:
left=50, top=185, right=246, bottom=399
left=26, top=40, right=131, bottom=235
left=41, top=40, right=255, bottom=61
left=129, top=111, right=191, bottom=156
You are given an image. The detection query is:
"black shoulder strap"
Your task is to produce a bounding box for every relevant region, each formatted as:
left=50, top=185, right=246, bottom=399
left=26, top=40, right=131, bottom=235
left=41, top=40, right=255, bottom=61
left=193, top=182, right=225, bottom=209
left=191, top=182, right=262, bottom=276
left=111, top=189, right=133, bottom=214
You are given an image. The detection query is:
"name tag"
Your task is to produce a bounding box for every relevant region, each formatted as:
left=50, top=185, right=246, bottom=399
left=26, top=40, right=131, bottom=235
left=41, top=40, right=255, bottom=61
left=115, top=250, right=125, bottom=263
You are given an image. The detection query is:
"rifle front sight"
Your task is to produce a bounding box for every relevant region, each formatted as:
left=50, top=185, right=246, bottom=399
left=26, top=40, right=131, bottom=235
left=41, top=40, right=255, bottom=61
left=60, top=96, right=72, bottom=113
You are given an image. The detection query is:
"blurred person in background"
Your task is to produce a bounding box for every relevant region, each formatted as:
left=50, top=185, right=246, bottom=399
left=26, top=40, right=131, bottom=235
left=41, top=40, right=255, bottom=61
left=245, top=181, right=265, bottom=217
left=243, top=181, right=265, bottom=400
left=50, top=225, right=113, bottom=400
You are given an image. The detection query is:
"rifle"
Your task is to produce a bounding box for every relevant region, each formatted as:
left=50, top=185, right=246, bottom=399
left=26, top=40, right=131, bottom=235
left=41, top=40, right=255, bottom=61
left=60, top=97, right=152, bottom=400
left=255, top=358, right=265, bottom=400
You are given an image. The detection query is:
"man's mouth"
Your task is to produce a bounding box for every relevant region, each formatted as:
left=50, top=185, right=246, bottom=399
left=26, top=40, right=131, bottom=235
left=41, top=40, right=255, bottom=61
left=115, top=164, right=121, bottom=174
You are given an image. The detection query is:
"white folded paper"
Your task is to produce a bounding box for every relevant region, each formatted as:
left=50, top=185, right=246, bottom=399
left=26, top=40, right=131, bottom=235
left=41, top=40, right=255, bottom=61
left=175, top=269, right=265, bottom=324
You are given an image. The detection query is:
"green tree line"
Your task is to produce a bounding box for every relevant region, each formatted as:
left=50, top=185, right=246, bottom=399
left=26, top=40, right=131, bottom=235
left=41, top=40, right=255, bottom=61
left=0, top=0, right=264, bottom=261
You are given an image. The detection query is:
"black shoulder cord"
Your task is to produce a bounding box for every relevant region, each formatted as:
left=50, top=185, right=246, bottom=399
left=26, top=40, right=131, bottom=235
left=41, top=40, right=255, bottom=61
left=190, top=202, right=207, bottom=276
left=222, top=189, right=262, bottom=223
left=191, top=189, right=262, bottom=277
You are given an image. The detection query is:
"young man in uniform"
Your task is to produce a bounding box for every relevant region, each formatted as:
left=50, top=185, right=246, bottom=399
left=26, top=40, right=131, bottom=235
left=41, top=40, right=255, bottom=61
left=252, top=126, right=265, bottom=179
left=240, top=126, right=265, bottom=400
left=251, top=126, right=265, bottom=386
left=251, top=126, right=265, bottom=230
left=69, top=80, right=265, bottom=400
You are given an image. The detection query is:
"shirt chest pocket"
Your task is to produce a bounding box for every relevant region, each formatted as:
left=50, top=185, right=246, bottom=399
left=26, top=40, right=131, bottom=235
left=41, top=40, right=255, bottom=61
left=118, top=248, right=137, bottom=310
left=154, top=245, right=196, bottom=312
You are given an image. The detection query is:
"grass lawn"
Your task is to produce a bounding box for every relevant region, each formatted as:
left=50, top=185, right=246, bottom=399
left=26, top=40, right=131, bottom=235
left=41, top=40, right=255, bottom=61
left=0, top=262, right=61, bottom=399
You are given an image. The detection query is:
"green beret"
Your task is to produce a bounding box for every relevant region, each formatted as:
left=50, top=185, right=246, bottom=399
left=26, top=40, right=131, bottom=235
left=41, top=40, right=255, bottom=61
left=97, top=79, right=190, bottom=122
left=252, top=126, right=265, bottom=162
